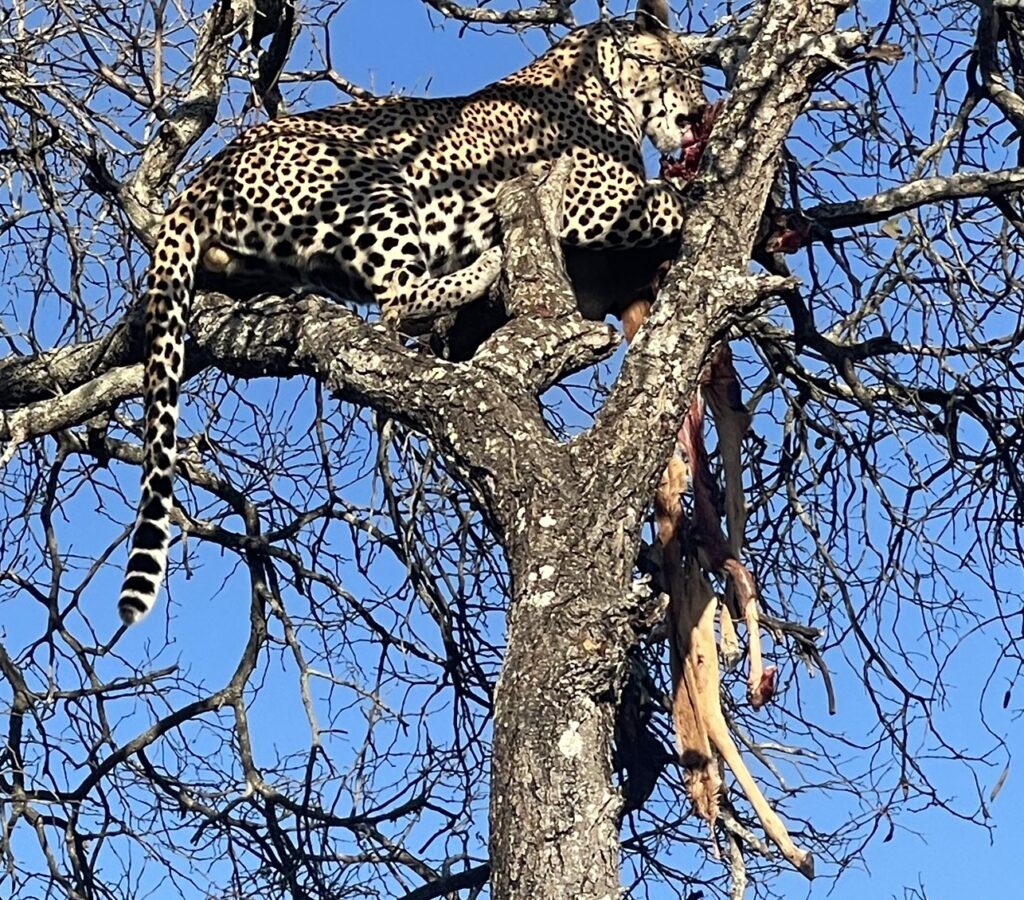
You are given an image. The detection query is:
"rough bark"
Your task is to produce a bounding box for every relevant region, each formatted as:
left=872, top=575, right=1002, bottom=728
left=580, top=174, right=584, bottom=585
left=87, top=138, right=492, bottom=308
left=490, top=483, right=634, bottom=898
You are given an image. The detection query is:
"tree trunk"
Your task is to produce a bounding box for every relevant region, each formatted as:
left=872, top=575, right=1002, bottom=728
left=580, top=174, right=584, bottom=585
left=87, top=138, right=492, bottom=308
left=489, top=477, right=641, bottom=899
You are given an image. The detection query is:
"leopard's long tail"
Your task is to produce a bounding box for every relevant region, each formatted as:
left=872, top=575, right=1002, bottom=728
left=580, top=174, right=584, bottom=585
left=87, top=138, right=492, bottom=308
left=119, top=207, right=202, bottom=625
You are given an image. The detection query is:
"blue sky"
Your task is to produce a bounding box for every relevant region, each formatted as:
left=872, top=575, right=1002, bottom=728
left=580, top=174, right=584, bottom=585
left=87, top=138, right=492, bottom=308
left=2, top=1, right=1020, bottom=898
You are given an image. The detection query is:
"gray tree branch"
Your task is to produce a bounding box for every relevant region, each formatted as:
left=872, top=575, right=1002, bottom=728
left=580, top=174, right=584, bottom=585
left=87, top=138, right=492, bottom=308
left=421, top=0, right=576, bottom=26
left=805, top=167, right=1024, bottom=231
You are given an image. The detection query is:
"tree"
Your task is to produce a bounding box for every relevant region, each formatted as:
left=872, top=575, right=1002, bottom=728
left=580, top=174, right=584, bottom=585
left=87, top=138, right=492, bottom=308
left=1, top=1, right=1021, bottom=898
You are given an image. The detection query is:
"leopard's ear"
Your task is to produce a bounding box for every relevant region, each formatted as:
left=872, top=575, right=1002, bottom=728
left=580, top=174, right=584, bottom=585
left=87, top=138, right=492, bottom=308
left=635, top=0, right=670, bottom=31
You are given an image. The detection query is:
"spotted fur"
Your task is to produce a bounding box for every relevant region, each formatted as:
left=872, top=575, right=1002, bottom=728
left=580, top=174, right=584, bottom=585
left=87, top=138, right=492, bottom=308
left=119, top=7, right=705, bottom=624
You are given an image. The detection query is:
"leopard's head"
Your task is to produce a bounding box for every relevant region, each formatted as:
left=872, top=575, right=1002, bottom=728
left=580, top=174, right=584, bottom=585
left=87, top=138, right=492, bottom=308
left=623, top=0, right=707, bottom=155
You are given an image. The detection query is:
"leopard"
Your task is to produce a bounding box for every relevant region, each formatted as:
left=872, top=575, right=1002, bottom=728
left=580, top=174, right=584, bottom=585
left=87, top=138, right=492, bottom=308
left=118, top=0, right=707, bottom=625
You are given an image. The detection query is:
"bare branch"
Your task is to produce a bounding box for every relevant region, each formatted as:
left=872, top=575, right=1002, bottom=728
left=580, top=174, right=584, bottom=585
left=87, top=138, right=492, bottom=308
left=420, top=0, right=576, bottom=26
left=806, top=167, right=1024, bottom=231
